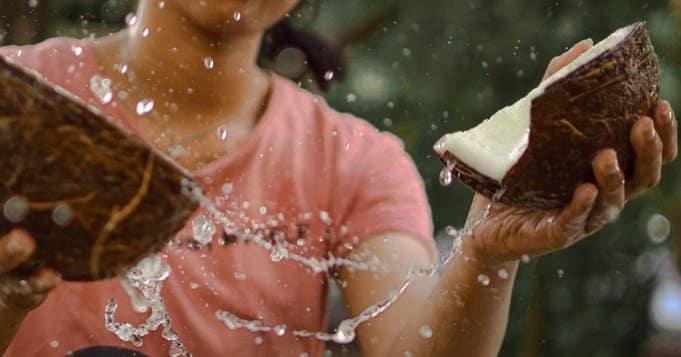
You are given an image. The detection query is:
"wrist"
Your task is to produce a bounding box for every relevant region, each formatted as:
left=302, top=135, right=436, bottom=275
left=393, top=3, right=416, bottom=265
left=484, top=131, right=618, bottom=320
left=459, top=236, right=519, bottom=275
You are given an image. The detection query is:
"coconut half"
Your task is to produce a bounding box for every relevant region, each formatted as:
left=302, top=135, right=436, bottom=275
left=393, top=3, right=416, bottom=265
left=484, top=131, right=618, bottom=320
left=0, top=55, right=198, bottom=281
left=434, top=22, right=660, bottom=209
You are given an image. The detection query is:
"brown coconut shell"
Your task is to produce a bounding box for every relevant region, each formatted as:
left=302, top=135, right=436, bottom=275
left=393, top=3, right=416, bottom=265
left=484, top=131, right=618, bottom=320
left=439, top=22, right=660, bottom=209
left=0, top=55, right=199, bottom=281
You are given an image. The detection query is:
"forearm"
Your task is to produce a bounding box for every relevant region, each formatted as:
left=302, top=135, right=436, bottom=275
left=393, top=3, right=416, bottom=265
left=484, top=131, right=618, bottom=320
left=388, top=255, right=519, bottom=357
left=0, top=307, right=28, bottom=353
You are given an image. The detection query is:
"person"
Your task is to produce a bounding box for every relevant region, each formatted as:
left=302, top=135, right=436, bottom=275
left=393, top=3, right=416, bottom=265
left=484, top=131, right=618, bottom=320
left=0, top=1, right=677, bottom=356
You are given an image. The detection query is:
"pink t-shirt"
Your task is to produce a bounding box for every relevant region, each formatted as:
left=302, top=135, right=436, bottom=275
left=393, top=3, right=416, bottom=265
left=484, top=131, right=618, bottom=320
left=1, top=38, right=433, bottom=356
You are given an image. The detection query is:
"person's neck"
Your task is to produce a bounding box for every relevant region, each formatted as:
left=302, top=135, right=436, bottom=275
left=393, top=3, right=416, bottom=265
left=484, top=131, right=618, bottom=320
left=122, top=0, right=270, bottom=127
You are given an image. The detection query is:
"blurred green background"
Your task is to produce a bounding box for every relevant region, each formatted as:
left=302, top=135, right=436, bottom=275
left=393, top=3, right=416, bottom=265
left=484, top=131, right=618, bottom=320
left=1, top=0, right=680, bottom=356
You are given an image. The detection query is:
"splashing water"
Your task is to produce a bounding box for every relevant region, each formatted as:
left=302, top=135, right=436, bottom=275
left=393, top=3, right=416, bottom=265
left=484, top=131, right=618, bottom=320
left=107, top=177, right=495, bottom=355
left=136, top=99, right=155, bottom=116
left=187, top=169, right=495, bottom=345
left=191, top=214, right=216, bottom=245
left=439, top=164, right=454, bottom=186
left=203, top=57, right=215, bottom=70
left=90, top=75, right=113, bottom=104
left=105, top=255, right=190, bottom=357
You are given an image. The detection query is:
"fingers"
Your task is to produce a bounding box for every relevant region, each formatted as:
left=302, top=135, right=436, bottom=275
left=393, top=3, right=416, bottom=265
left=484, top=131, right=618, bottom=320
left=654, top=100, right=678, bottom=163
left=0, top=230, right=35, bottom=274
left=0, top=268, right=60, bottom=310
left=543, top=38, right=594, bottom=80
left=27, top=268, right=61, bottom=294
left=627, top=116, right=663, bottom=198
left=585, top=150, right=626, bottom=233
left=551, top=183, right=598, bottom=248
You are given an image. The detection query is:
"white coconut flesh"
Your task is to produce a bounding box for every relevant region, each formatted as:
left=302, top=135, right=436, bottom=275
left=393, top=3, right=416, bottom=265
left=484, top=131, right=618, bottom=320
left=434, top=24, right=635, bottom=182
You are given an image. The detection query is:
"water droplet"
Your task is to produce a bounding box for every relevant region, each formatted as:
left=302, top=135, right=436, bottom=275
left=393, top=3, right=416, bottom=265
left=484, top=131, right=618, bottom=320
left=498, top=269, right=509, bottom=279
left=203, top=57, right=214, bottom=70
left=89, top=75, right=113, bottom=104
left=492, top=188, right=507, bottom=202
left=319, top=211, right=333, bottom=225
left=445, top=225, right=457, bottom=236
left=71, top=45, right=83, bottom=57
left=478, top=274, right=490, bottom=286
left=402, top=48, right=412, bottom=57
left=142, top=28, right=150, bottom=37
left=254, top=336, right=263, bottom=345
left=419, top=324, right=433, bottom=339
left=270, top=248, right=285, bottom=262
left=49, top=340, right=59, bottom=348
left=125, top=13, right=138, bottom=27
left=190, top=282, right=199, bottom=290
left=217, top=126, right=228, bottom=141
left=221, top=183, right=233, bottom=195
left=169, top=145, right=186, bottom=158
left=52, top=204, right=73, bottom=226
left=28, top=0, right=39, bottom=8
left=557, top=269, right=565, bottom=278
left=323, top=70, right=334, bottom=81
left=192, top=214, right=216, bottom=245
left=233, top=11, right=242, bottom=22
left=647, top=213, right=671, bottom=243
left=346, top=93, right=357, bottom=103
left=521, top=254, right=530, bottom=263
left=3, top=196, right=29, bottom=223
left=234, top=272, right=246, bottom=280
left=136, top=99, right=155, bottom=115
left=259, top=206, right=267, bottom=215
left=273, top=324, right=287, bottom=336
left=332, top=322, right=356, bottom=344
left=404, top=352, right=414, bottom=357
left=158, top=1, right=166, bottom=9
left=439, top=167, right=453, bottom=186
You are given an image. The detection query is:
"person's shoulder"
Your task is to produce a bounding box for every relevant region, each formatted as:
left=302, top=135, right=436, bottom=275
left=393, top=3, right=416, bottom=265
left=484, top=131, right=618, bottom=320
left=270, top=73, right=402, bottom=147
left=0, top=37, right=87, bottom=73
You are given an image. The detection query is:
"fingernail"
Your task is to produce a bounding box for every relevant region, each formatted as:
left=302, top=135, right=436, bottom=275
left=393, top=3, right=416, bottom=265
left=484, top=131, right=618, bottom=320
left=605, top=206, right=620, bottom=223
left=608, top=159, right=620, bottom=174
left=6, top=234, right=24, bottom=256
left=647, top=120, right=657, bottom=140
left=585, top=38, right=594, bottom=46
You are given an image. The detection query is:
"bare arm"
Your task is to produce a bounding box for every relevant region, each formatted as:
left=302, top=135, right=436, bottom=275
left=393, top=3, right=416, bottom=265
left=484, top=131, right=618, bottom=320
left=340, top=40, right=678, bottom=357
left=340, top=232, right=517, bottom=357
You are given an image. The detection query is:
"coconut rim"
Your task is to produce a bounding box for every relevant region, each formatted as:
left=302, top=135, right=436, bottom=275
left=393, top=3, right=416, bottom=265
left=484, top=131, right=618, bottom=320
left=434, top=22, right=646, bottom=189
left=0, top=54, right=195, bottom=180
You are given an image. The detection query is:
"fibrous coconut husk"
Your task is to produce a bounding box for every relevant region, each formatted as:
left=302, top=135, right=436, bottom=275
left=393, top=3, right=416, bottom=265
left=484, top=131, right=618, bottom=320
left=0, top=55, right=198, bottom=281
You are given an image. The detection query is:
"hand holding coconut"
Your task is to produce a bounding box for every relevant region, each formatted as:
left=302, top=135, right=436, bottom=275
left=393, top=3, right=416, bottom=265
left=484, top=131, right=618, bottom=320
left=0, top=230, right=60, bottom=351
left=464, top=100, right=676, bottom=264
left=440, top=25, right=678, bottom=266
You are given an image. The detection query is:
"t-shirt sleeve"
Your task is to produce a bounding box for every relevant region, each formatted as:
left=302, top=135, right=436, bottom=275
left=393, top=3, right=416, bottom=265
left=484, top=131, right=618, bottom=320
left=329, top=116, right=435, bottom=259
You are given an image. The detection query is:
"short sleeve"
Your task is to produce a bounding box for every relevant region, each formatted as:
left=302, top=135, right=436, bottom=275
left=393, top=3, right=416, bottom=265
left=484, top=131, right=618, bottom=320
left=329, top=117, right=435, bottom=258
